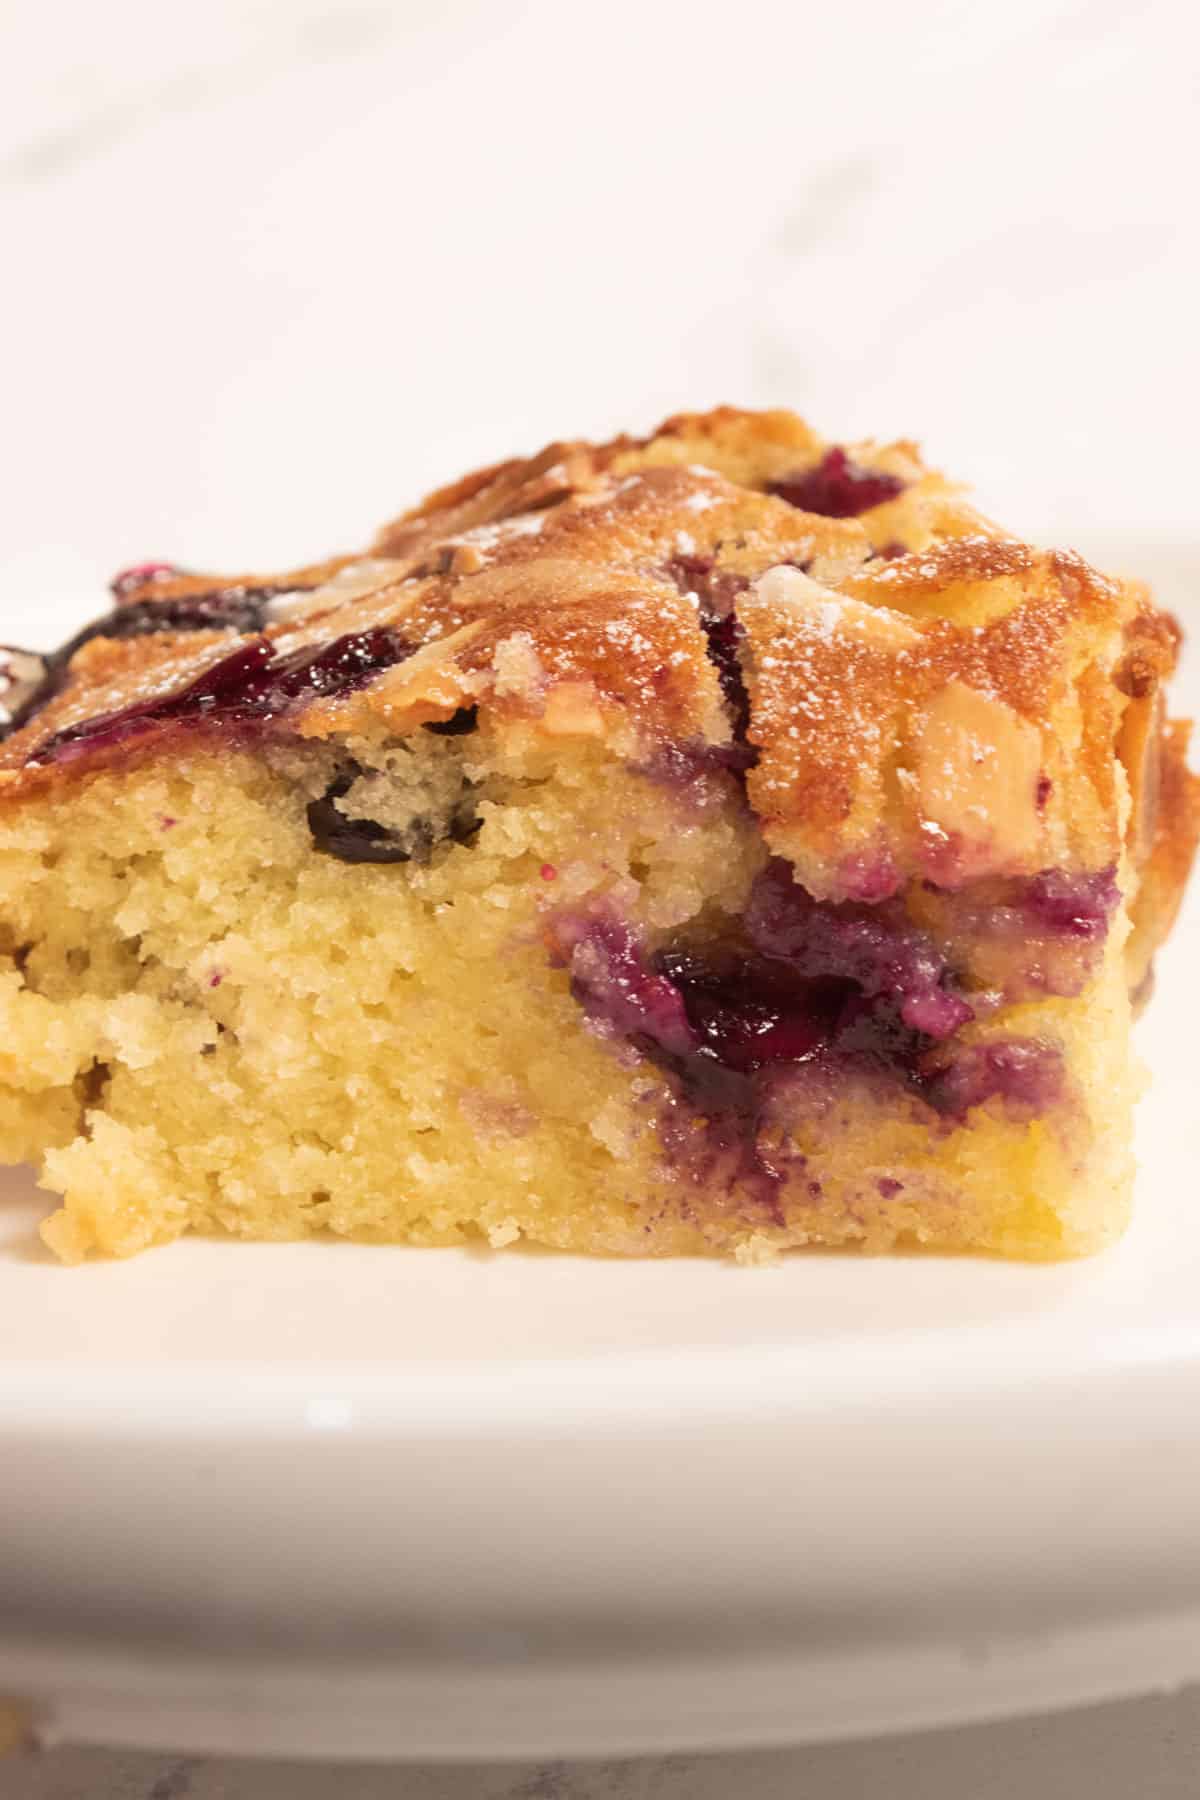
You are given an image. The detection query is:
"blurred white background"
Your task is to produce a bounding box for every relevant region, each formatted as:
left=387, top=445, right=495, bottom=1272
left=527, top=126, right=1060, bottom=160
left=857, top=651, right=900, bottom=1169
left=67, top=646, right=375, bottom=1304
left=1, top=2, right=1197, bottom=1794
left=2, top=0, right=1197, bottom=648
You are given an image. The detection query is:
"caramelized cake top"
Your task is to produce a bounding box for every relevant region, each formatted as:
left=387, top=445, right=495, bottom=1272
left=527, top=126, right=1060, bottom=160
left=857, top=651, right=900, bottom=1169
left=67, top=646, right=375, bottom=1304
left=0, top=407, right=1194, bottom=935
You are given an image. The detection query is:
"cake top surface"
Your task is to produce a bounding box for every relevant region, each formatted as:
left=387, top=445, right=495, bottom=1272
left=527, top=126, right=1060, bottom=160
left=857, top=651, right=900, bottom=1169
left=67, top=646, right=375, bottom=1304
left=0, top=405, right=1188, bottom=901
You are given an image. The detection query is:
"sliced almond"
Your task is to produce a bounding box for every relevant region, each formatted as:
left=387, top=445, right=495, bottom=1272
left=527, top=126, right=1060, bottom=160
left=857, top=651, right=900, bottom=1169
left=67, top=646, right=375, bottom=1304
left=749, top=565, right=921, bottom=650
left=915, top=680, right=1042, bottom=867
left=1118, top=686, right=1165, bottom=865
left=541, top=681, right=607, bottom=738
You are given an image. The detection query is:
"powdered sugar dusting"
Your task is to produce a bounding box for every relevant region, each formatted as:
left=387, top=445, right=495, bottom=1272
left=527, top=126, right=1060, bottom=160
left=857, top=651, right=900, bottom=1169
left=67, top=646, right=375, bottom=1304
left=452, top=511, right=550, bottom=554
left=751, top=565, right=920, bottom=650
left=492, top=631, right=545, bottom=699
left=816, top=599, right=844, bottom=640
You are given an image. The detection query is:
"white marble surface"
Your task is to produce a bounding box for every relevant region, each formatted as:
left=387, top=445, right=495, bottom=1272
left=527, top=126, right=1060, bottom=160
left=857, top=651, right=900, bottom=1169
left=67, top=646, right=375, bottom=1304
left=2, top=0, right=1198, bottom=642
left=6, top=1688, right=1200, bottom=1800
left=2, top=0, right=1199, bottom=1793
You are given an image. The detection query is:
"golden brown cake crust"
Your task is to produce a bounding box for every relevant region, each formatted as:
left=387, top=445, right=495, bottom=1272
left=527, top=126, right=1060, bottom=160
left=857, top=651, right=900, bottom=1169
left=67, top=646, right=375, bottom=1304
left=1, top=407, right=1196, bottom=941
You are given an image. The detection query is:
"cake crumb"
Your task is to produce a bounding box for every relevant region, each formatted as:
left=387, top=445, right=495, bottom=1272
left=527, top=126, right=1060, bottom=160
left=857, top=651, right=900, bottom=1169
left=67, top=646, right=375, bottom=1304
left=734, top=1233, right=783, bottom=1268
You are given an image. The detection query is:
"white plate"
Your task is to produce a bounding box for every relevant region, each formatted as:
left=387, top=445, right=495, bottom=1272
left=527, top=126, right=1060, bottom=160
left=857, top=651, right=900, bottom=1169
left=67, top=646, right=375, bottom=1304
left=0, top=539, right=1197, bottom=1762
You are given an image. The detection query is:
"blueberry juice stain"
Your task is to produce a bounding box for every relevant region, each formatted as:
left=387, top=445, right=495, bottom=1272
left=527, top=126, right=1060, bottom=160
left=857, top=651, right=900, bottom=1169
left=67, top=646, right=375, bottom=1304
left=555, top=859, right=1064, bottom=1223
left=29, top=627, right=415, bottom=765
left=0, top=577, right=324, bottom=743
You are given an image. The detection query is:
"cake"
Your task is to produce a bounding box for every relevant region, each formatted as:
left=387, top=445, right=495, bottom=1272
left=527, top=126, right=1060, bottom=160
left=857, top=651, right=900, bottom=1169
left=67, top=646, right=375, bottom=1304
left=0, top=407, right=1195, bottom=1263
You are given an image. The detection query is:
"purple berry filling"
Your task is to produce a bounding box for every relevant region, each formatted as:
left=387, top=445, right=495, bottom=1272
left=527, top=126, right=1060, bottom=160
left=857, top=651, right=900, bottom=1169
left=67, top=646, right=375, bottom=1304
left=561, top=914, right=699, bottom=1062
left=103, top=591, right=279, bottom=642
left=768, top=447, right=905, bottom=519
left=1023, top=867, right=1120, bottom=939
left=109, top=572, right=302, bottom=625
left=634, top=737, right=758, bottom=803
left=557, top=916, right=801, bottom=1220
left=745, top=860, right=973, bottom=1038
left=666, top=555, right=755, bottom=753
left=30, top=626, right=415, bottom=766
left=554, top=860, right=1056, bottom=1219
left=306, top=764, right=481, bottom=866
left=667, top=554, right=749, bottom=624
left=423, top=706, right=479, bottom=737
left=653, top=946, right=847, bottom=1073
left=0, top=579, right=323, bottom=743
left=306, top=771, right=415, bottom=865
left=701, top=610, right=752, bottom=742
left=919, top=866, right=1120, bottom=1000
left=837, top=850, right=902, bottom=905
left=922, top=1040, right=1064, bottom=1118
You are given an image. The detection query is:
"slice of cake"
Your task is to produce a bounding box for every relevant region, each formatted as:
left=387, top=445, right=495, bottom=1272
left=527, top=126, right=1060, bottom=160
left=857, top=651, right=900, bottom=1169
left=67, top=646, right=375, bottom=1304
left=0, top=407, right=1195, bottom=1263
